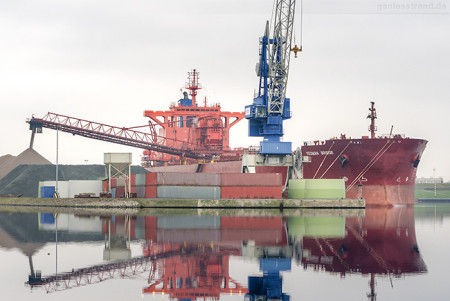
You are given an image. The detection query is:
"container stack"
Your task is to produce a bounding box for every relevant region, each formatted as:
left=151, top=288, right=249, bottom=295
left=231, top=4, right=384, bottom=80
left=106, top=172, right=283, bottom=199
left=156, top=173, right=221, bottom=199
left=220, top=173, right=282, bottom=199
left=143, top=216, right=286, bottom=245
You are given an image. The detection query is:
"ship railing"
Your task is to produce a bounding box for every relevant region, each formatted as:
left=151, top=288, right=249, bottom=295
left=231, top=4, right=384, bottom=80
left=243, top=145, right=260, bottom=155
left=379, top=133, right=406, bottom=139
left=302, top=140, right=327, bottom=146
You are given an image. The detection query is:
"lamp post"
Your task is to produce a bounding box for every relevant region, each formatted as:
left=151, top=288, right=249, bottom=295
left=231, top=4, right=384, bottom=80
left=55, top=126, right=59, bottom=198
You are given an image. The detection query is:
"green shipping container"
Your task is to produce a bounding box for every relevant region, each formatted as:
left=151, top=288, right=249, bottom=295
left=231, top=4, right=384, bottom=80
left=288, top=179, right=345, bottom=199
left=287, top=216, right=346, bottom=238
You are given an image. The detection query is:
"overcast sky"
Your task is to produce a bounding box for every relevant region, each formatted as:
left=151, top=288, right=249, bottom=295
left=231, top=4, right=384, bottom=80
left=1, top=0, right=449, bottom=180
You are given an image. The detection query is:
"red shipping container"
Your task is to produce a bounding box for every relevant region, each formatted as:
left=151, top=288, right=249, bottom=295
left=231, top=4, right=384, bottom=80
left=221, top=217, right=282, bottom=229
left=145, top=185, right=157, bottom=198
left=256, top=166, right=288, bottom=187
left=107, top=178, right=118, bottom=188
left=106, top=178, right=118, bottom=188
left=156, top=172, right=221, bottom=186
left=221, top=229, right=286, bottom=246
left=115, top=186, right=125, bottom=198
left=145, top=217, right=157, bottom=241
left=220, top=186, right=282, bottom=199
left=103, top=180, right=107, bottom=191
left=145, top=173, right=157, bottom=186
left=221, top=173, right=282, bottom=187
left=130, top=174, right=136, bottom=186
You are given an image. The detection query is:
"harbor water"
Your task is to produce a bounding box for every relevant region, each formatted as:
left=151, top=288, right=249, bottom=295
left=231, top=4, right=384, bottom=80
left=0, top=203, right=449, bottom=300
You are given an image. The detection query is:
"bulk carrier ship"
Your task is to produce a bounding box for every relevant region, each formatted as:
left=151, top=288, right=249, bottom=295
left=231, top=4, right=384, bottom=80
left=300, top=102, right=427, bottom=206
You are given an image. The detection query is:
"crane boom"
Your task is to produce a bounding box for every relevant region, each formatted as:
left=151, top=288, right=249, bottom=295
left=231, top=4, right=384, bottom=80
left=268, top=0, right=296, bottom=114
left=245, top=0, right=299, bottom=155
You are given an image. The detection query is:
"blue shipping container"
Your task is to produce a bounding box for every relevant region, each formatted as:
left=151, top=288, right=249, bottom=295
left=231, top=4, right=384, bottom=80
left=40, top=186, right=55, bottom=198
left=40, top=213, right=55, bottom=224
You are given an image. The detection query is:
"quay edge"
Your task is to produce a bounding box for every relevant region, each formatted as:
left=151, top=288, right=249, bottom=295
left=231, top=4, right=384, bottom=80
left=0, top=197, right=365, bottom=209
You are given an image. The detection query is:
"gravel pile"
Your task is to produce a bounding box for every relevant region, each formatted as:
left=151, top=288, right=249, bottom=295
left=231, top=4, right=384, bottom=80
left=0, top=148, right=52, bottom=180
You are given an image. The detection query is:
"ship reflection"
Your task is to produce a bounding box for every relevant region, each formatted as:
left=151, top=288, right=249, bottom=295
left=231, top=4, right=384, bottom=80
left=0, top=207, right=426, bottom=299
left=296, top=207, right=427, bottom=300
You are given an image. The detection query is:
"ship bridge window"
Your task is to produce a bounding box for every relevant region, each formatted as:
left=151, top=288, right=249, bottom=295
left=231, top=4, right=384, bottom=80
left=177, top=116, right=184, bottom=128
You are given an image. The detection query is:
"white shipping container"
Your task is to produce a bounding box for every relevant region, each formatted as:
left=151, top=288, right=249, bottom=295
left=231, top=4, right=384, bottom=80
left=68, top=180, right=103, bottom=198
left=40, top=181, right=70, bottom=198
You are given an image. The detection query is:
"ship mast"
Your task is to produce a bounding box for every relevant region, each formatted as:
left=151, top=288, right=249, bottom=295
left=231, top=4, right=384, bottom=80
left=367, top=101, right=377, bottom=139
left=186, top=69, right=202, bottom=107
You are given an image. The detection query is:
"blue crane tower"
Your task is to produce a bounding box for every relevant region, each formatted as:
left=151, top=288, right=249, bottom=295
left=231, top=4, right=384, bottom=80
left=245, top=258, right=292, bottom=301
left=245, top=0, right=301, bottom=155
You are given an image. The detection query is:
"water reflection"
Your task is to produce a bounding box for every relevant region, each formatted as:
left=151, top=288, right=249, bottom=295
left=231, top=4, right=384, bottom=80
left=296, top=209, right=427, bottom=300
left=0, top=207, right=428, bottom=299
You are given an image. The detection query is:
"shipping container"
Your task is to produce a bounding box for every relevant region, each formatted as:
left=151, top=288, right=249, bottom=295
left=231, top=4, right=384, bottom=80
left=105, top=178, right=119, bottom=188
left=40, top=186, right=55, bottom=198
left=115, top=178, right=126, bottom=187
left=40, top=213, right=55, bottom=224
left=156, top=172, right=221, bottom=186
left=135, top=173, right=146, bottom=186
left=145, top=173, right=157, bottom=186
left=221, top=217, right=283, bottom=229
left=287, top=216, right=346, bottom=238
left=144, top=216, right=157, bottom=241
left=201, top=161, right=242, bottom=173
left=68, top=180, right=102, bottom=198
left=221, top=173, right=282, bottom=187
left=130, top=174, right=136, bottom=186
left=221, top=229, right=285, bottom=246
left=145, top=185, right=157, bottom=198
left=157, top=185, right=221, bottom=199
left=156, top=229, right=220, bottom=243
left=220, top=186, right=282, bottom=199
left=40, top=181, right=70, bottom=198
left=115, top=187, right=125, bottom=198
left=157, top=216, right=221, bottom=229
left=288, top=179, right=345, bottom=199
left=134, top=186, right=145, bottom=198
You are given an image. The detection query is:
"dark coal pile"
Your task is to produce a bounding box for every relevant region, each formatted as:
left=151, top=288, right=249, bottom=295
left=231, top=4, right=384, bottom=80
left=0, top=164, right=148, bottom=198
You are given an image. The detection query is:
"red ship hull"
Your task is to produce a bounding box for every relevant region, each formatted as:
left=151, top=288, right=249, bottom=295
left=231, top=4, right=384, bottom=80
left=301, top=137, right=427, bottom=206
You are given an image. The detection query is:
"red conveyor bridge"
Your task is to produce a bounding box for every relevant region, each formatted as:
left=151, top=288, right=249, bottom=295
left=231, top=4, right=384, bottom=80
left=27, top=112, right=234, bottom=161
